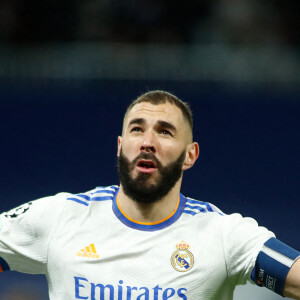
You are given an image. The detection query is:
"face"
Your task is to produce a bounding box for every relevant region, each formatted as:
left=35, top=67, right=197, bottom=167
left=118, top=148, right=186, bottom=204
left=117, top=102, right=198, bottom=204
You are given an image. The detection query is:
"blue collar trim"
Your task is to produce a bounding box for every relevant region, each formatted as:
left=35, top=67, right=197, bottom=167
left=112, top=188, right=186, bottom=231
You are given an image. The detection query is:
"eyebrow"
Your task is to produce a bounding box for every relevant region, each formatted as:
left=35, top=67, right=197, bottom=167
left=156, top=120, right=177, bottom=133
left=128, top=118, right=145, bottom=127
left=128, top=118, right=177, bottom=133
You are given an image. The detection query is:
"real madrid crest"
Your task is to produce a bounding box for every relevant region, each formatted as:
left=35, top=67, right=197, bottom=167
left=171, top=241, right=194, bottom=272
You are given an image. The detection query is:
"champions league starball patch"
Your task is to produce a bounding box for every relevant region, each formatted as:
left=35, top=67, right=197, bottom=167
left=4, top=202, right=32, bottom=219
left=171, top=241, right=194, bottom=272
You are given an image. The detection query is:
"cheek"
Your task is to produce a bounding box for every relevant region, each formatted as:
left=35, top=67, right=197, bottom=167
left=161, top=144, right=184, bottom=162
left=121, top=141, right=140, bottom=160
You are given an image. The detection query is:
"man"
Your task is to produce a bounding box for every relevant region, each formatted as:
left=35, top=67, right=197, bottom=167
left=0, top=90, right=299, bottom=299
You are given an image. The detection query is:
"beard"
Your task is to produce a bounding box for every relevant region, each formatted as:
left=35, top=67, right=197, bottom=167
left=117, top=149, right=186, bottom=204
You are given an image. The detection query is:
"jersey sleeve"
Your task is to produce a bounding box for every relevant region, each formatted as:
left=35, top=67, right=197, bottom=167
left=0, top=193, right=68, bottom=274
left=222, top=213, right=275, bottom=286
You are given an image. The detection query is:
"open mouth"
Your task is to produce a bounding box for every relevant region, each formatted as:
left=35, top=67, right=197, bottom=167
left=136, top=160, right=157, bottom=173
left=137, top=160, right=157, bottom=168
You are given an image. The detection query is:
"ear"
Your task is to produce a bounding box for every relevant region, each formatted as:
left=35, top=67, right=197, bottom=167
left=117, top=136, right=122, bottom=157
left=182, top=142, right=199, bottom=171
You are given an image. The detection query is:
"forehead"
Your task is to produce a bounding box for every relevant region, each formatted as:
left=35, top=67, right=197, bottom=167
left=124, top=102, right=184, bottom=127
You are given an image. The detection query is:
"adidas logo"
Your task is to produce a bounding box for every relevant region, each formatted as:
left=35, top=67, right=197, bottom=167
left=76, top=243, right=100, bottom=258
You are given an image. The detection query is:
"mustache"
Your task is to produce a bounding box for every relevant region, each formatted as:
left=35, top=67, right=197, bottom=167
left=132, top=153, right=162, bottom=169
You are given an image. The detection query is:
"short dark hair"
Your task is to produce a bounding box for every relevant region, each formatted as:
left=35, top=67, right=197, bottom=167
left=125, top=90, right=193, bottom=131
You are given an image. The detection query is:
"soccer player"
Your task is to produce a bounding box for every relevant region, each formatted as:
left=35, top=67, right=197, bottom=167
left=0, top=90, right=299, bottom=299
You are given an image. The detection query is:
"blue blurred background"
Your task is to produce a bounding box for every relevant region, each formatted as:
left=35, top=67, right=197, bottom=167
left=0, top=1, right=299, bottom=299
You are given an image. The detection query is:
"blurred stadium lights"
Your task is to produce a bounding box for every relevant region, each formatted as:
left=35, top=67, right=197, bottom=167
left=0, top=43, right=299, bottom=85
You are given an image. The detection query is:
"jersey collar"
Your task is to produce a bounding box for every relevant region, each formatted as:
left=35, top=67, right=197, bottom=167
left=112, top=187, right=186, bottom=231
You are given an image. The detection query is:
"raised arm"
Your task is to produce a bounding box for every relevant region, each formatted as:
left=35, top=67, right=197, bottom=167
left=250, top=238, right=300, bottom=298
left=284, top=258, right=300, bottom=299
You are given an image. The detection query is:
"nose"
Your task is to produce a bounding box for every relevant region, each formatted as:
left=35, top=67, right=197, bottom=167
left=140, top=130, right=156, bottom=153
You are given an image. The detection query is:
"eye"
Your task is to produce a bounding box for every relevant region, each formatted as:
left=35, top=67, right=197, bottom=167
left=160, top=129, right=173, bottom=136
left=130, top=127, right=142, bottom=133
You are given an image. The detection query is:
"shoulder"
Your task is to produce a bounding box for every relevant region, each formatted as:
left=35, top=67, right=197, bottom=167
left=1, top=192, right=70, bottom=222
left=183, top=196, right=225, bottom=217
left=65, top=185, right=119, bottom=207
left=181, top=196, right=273, bottom=238
left=178, top=196, right=226, bottom=234
left=222, top=212, right=274, bottom=239
left=1, top=185, right=119, bottom=224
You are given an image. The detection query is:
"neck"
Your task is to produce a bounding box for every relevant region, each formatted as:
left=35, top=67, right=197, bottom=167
left=117, top=179, right=182, bottom=223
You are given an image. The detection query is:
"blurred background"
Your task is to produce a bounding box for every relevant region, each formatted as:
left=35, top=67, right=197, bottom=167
left=0, top=0, right=299, bottom=299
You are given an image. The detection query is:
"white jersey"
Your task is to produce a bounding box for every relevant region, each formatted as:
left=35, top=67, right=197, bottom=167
left=0, top=185, right=274, bottom=300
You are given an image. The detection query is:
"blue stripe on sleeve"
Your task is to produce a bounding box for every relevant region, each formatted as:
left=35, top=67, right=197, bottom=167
left=92, top=190, right=115, bottom=195
left=185, top=198, right=201, bottom=205
left=90, top=196, right=114, bottom=201
left=185, top=204, right=206, bottom=213
left=186, top=198, right=214, bottom=212
left=182, top=210, right=197, bottom=216
left=77, top=194, right=91, bottom=201
left=66, top=198, right=89, bottom=206
left=202, top=201, right=214, bottom=212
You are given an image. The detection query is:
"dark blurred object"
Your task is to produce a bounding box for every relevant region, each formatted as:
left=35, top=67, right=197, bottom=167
left=272, top=0, right=300, bottom=46
left=0, top=0, right=78, bottom=42
left=108, top=0, right=210, bottom=43
left=0, top=0, right=299, bottom=46
left=192, top=0, right=284, bottom=45
left=0, top=0, right=19, bottom=40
